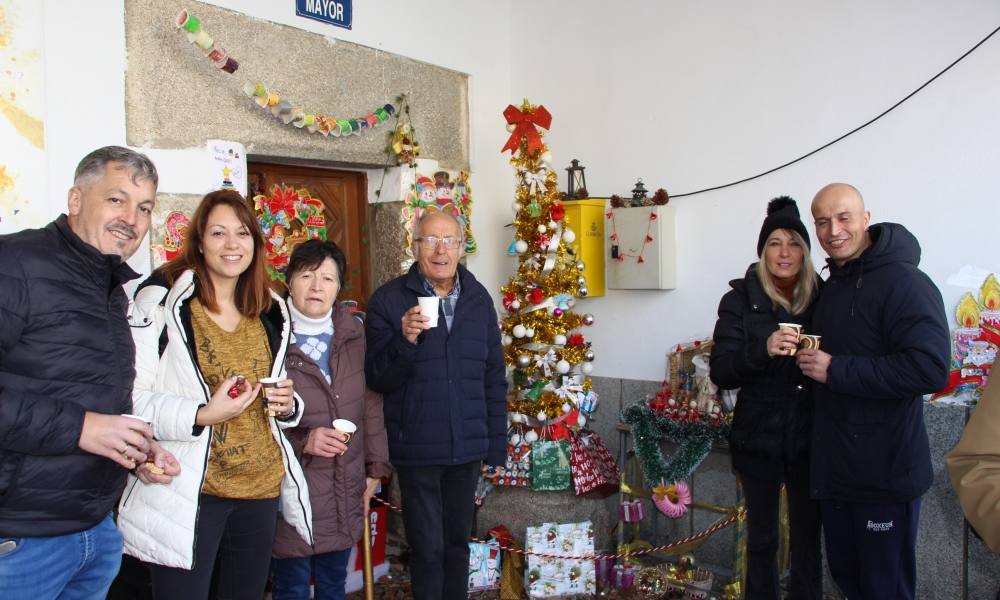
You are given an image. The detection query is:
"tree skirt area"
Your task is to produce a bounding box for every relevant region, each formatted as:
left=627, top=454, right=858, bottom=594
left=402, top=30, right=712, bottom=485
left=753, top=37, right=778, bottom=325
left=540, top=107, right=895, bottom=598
left=343, top=531, right=842, bottom=599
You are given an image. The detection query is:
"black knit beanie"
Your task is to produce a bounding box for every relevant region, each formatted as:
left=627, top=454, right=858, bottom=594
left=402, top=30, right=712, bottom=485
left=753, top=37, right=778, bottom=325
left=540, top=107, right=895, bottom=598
left=756, top=196, right=811, bottom=256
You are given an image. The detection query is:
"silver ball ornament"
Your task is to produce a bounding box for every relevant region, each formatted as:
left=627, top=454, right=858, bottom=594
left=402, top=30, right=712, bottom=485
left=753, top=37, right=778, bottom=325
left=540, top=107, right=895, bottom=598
left=583, top=314, right=595, bottom=326
left=585, top=351, right=595, bottom=362
left=578, top=287, right=589, bottom=297
left=577, top=276, right=587, bottom=287
left=517, top=354, right=531, bottom=368
left=576, top=261, right=586, bottom=272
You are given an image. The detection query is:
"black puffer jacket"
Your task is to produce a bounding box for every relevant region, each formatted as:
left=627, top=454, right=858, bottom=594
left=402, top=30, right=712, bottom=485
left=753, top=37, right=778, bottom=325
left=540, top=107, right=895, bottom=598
left=0, top=216, right=139, bottom=536
left=810, top=223, right=950, bottom=503
left=710, top=263, right=818, bottom=482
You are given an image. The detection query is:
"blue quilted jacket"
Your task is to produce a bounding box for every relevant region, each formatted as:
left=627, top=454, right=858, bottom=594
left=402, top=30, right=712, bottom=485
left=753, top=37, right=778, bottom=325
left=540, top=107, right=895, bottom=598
left=365, top=264, right=507, bottom=467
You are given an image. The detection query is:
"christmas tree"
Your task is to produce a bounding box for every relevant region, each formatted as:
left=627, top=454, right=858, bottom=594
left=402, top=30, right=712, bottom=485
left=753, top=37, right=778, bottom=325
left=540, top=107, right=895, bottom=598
left=499, top=100, right=597, bottom=441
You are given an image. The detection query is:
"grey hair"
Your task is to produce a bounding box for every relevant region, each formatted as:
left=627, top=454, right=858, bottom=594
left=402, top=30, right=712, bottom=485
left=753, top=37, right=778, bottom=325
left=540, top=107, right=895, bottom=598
left=73, top=146, right=159, bottom=190
left=413, top=210, right=466, bottom=245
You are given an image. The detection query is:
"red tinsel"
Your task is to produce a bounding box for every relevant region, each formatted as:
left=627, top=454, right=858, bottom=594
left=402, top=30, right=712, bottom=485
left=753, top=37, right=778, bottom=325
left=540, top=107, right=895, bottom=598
left=550, top=203, right=565, bottom=221
left=567, top=333, right=585, bottom=347
left=527, top=288, right=545, bottom=305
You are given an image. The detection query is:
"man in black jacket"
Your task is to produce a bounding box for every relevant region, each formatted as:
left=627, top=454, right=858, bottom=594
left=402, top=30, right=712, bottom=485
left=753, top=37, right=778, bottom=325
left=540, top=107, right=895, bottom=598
left=0, top=146, right=178, bottom=599
left=366, top=211, right=507, bottom=600
left=797, top=183, right=950, bottom=599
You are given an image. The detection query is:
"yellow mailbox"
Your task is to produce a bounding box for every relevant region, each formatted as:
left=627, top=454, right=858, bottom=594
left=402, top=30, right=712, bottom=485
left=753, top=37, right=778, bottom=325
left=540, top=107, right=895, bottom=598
left=563, top=199, right=606, bottom=297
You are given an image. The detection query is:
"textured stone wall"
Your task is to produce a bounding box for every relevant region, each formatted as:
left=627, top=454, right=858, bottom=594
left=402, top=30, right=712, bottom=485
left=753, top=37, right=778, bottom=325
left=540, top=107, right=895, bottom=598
left=475, top=378, right=1000, bottom=598
left=125, top=0, right=469, bottom=170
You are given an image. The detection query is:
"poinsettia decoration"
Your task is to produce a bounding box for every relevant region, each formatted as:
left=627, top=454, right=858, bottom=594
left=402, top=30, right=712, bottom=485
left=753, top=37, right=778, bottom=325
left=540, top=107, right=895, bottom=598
left=253, top=184, right=327, bottom=283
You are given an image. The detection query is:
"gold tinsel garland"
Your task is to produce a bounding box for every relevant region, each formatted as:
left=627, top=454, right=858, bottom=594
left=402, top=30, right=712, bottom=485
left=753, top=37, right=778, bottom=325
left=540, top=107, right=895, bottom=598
left=499, top=99, right=596, bottom=426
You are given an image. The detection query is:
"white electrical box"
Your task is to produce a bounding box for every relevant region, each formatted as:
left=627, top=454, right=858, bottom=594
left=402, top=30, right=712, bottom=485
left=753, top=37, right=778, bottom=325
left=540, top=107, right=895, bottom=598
left=605, top=205, right=676, bottom=290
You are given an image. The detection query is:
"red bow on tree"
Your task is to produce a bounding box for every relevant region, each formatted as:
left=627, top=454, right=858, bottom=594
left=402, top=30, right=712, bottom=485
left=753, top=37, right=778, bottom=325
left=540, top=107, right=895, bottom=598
left=501, top=104, right=552, bottom=154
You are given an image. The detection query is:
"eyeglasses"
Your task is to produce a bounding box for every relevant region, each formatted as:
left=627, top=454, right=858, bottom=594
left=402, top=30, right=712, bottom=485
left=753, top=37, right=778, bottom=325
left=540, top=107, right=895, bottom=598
left=415, top=235, right=463, bottom=249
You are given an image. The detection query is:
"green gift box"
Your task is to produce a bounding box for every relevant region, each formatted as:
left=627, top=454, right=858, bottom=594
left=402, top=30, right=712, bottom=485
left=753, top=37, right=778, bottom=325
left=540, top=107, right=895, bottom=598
left=530, top=439, right=571, bottom=491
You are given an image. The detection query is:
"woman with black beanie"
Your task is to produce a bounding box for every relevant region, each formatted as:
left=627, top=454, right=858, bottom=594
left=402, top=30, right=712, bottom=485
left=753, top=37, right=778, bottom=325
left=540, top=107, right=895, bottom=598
left=709, top=196, right=823, bottom=599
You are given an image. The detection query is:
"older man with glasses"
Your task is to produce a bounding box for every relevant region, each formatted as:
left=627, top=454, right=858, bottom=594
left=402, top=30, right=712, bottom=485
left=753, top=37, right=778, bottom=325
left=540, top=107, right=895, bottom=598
left=365, top=211, right=507, bottom=600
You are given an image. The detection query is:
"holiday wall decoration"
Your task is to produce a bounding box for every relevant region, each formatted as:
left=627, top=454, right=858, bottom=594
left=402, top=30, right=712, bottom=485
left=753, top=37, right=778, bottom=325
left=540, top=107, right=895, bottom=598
left=400, top=167, right=476, bottom=268
left=174, top=10, right=397, bottom=140
left=933, top=272, right=999, bottom=404
left=252, top=184, right=328, bottom=283
left=491, top=99, right=614, bottom=496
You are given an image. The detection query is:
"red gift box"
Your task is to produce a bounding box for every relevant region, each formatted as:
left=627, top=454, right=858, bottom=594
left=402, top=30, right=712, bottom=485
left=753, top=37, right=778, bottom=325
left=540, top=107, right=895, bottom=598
left=569, top=431, right=620, bottom=498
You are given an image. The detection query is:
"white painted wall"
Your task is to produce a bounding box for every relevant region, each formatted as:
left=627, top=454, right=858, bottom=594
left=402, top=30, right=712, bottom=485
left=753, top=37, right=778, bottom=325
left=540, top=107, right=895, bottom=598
left=509, top=0, right=1000, bottom=380
left=37, top=0, right=514, bottom=293
left=29, top=1, right=1000, bottom=381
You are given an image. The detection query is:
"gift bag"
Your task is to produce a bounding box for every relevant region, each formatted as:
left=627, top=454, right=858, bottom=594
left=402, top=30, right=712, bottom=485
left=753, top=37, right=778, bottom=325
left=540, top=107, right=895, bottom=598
left=489, top=525, right=526, bottom=600
left=569, top=430, right=620, bottom=498
left=495, top=442, right=532, bottom=487
left=530, top=439, right=571, bottom=491
left=468, top=539, right=501, bottom=591
left=525, top=521, right=596, bottom=597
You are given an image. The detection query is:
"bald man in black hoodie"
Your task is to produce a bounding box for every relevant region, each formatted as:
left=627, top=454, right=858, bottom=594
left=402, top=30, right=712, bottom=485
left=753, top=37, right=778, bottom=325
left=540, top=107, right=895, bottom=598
left=797, top=183, right=950, bottom=600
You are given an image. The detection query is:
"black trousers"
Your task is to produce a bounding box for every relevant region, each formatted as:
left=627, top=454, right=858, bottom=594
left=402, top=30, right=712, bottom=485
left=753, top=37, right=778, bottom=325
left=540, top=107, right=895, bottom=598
left=821, top=497, right=920, bottom=600
left=149, top=494, right=279, bottom=600
left=395, top=461, right=480, bottom=600
left=740, top=474, right=822, bottom=600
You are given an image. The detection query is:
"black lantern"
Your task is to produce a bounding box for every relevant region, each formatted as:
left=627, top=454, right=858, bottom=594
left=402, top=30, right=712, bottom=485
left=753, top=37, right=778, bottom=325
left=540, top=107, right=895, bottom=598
left=565, top=159, right=587, bottom=199
left=631, top=179, right=648, bottom=206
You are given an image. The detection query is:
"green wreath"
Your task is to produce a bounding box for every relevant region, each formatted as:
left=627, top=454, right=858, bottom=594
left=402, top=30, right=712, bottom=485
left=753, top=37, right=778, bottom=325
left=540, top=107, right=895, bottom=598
left=621, top=402, right=731, bottom=485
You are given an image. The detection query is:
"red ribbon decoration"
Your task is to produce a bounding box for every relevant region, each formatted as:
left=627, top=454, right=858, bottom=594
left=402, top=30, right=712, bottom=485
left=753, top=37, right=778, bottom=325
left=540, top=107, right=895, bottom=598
left=502, top=104, right=552, bottom=154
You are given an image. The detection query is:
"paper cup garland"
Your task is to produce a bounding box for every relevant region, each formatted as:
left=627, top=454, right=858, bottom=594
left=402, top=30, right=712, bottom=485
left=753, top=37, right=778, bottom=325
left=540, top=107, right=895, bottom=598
left=175, top=9, right=397, bottom=139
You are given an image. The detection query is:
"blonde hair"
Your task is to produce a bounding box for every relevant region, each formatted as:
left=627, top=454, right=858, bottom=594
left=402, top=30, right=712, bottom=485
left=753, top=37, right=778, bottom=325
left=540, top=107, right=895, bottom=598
left=755, top=229, right=817, bottom=316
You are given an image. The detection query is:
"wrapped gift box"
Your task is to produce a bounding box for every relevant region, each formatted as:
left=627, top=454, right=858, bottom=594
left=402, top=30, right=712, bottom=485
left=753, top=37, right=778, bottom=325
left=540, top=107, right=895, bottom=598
left=525, top=520, right=596, bottom=597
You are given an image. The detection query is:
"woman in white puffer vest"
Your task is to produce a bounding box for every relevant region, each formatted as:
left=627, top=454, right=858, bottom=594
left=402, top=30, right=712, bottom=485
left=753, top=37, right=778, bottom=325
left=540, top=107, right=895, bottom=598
left=117, top=190, right=312, bottom=599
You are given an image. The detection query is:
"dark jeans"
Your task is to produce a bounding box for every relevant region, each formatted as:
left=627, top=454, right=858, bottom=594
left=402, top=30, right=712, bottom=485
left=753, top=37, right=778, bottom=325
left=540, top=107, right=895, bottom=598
left=821, top=497, right=921, bottom=600
left=740, top=475, right=822, bottom=600
left=272, top=548, right=352, bottom=600
left=149, top=494, right=279, bottom=600
left=395, top=461, right=480, bottom=600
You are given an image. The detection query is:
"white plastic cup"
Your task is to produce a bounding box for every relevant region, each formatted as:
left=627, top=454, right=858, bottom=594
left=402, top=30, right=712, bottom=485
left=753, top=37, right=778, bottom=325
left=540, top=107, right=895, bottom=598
left=417, top=296, right=440, bottom=328
left=332, top=418, right=357, bottom=444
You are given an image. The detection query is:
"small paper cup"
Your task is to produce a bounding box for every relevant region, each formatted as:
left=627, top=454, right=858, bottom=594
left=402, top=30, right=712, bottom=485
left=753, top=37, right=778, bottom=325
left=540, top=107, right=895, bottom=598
left=259, top=377, right=283, bottom=416
left=798, top=334, right=822, bottom=351
left=778, top=323, right=802, bottom=355
left=121, top=413, right=151, bottom=426
left=417, top=296, right=440, bottom=328
left=332, top=418, right=357, bottom=444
